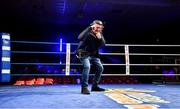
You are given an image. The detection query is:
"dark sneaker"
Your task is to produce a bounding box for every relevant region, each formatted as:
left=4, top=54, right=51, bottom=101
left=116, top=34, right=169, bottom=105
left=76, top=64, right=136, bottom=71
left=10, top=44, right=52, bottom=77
left=81, top=87, right=90, bottom=95
left=91, top=86, right=106, bottom=91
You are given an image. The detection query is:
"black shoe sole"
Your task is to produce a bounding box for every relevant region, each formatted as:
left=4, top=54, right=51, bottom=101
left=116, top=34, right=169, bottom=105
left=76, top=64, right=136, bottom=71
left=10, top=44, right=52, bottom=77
left=91, top=90, right=105, bottom=92
left=91, top=88, right=106, bottom=92
left=81, top=92, right=90, bottom=95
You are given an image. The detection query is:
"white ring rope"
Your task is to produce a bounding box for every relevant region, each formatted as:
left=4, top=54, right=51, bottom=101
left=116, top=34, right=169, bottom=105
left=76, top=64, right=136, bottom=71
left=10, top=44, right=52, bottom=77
left=11, top=41, right=180, bottom=76
left=11, top=51, right=180, bottom=56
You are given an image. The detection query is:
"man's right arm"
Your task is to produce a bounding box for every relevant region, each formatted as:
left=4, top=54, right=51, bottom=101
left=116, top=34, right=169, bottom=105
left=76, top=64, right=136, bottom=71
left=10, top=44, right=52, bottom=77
left=78, top=27, right=91, bottom=40
left=75, top=27, right=91, bottom=58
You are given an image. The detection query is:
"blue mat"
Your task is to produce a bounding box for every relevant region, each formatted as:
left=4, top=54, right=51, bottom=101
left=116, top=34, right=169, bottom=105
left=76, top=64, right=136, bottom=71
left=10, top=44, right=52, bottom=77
left=0, top=84, right=180, bottom=109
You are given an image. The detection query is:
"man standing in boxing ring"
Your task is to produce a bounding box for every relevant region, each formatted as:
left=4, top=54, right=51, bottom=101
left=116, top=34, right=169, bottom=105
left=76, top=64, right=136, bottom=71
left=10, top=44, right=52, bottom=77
left=75, top=20, right=106, bottom=94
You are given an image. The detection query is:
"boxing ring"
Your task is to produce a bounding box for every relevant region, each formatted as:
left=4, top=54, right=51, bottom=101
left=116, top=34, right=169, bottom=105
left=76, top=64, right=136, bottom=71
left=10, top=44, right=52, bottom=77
left=1, top=33, right=180, bottom=109
left=10, top=40, right=180, bottom=76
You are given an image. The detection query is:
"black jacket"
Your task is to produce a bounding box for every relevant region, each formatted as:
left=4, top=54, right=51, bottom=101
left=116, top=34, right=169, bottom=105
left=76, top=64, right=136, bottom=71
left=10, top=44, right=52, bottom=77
left=76, top=26, right=106, bottom=57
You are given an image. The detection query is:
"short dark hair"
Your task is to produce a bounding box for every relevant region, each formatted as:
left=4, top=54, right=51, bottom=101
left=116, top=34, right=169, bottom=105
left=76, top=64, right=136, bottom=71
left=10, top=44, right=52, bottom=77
left=90, top=20, right=104, bottom=26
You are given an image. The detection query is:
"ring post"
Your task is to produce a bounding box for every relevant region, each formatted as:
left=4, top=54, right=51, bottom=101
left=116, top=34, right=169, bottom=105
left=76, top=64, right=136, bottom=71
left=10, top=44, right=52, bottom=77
left=0, top=33, right=11, bottom=82
left=125, top=45, right=130, bottom=75
left=65, top=43, right=71, bottom=76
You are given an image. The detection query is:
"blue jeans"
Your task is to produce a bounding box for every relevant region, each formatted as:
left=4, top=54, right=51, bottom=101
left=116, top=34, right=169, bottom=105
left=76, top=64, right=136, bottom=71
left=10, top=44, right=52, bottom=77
left=80, top=56, right=104, bottom=88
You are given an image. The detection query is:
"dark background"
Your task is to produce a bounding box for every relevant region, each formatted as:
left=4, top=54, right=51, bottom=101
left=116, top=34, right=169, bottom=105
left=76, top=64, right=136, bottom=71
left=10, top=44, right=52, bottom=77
left=1, top=0, right=180, bottom=76
left=0, top=0, right=180, bottom=44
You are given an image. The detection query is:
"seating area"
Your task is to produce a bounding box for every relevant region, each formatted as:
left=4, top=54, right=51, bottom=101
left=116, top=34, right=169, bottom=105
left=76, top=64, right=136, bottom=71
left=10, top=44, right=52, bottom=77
left=13, top=76, right=140, bottom=85
left=14, top=76, right=54, bottom=85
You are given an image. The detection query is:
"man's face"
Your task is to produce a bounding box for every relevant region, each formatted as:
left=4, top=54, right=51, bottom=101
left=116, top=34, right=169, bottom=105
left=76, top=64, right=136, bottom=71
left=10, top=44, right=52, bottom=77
left=92, top=23, right=104, bottom=33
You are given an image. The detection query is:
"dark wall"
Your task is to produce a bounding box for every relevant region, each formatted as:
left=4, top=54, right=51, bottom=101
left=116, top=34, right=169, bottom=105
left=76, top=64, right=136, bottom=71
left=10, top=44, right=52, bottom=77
left=7, top=19, right=180, bottom=45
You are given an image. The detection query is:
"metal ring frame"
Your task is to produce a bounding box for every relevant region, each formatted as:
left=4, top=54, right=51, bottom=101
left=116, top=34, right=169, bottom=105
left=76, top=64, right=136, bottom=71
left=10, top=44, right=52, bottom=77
left=11, top=40, right=180, bottom=76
